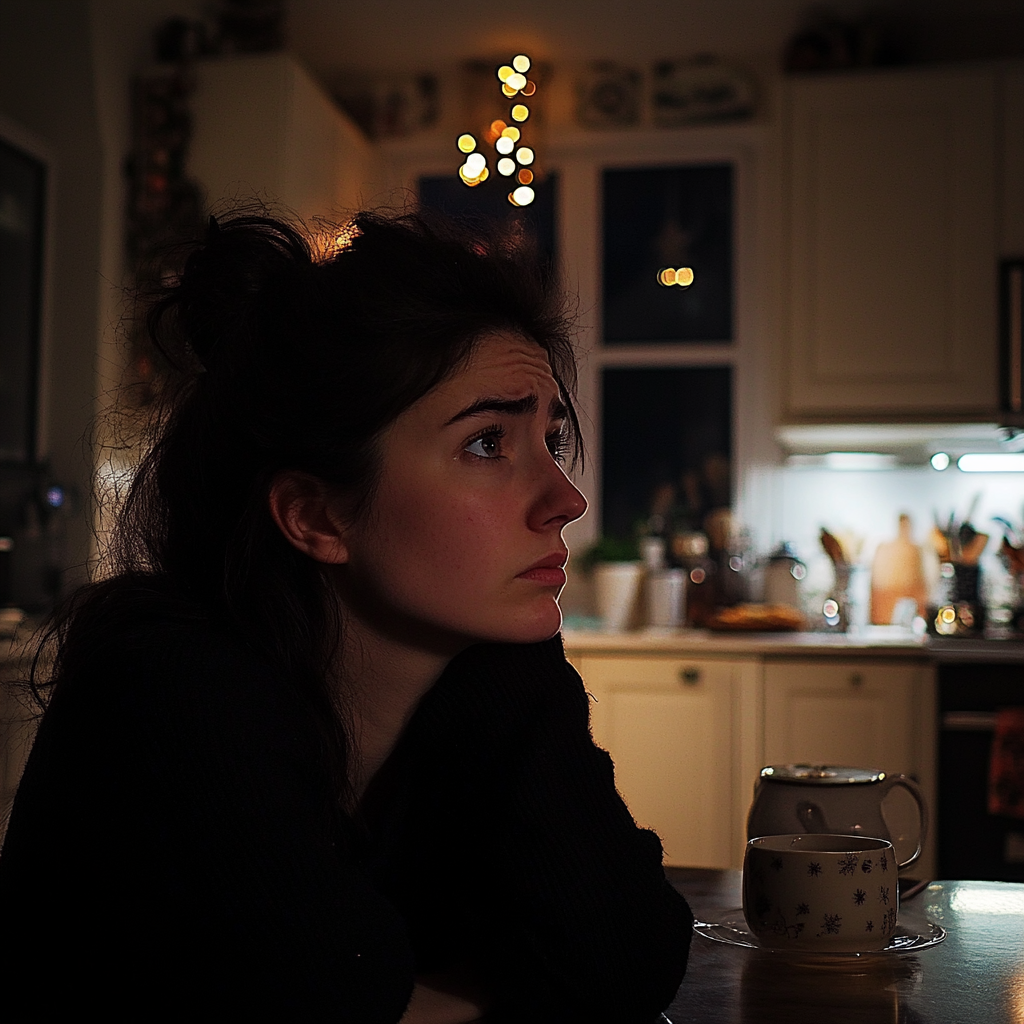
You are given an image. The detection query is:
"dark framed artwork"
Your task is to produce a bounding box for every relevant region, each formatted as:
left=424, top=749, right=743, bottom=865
left=602, top=164, right=733, bottom=344
left=0, top=134, right=46, bottom=462
left=1000, top=258, right=1024, bottom=416
left=418, top=172, right=558, bottom=264
left=601, top=365, right=732, bottom=541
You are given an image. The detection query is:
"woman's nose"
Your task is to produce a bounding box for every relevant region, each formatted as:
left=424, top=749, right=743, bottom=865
left=531, top=461, right=588, bottom=531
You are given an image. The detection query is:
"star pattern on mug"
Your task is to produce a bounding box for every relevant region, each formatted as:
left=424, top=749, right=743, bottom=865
left=853, top=889, right=867, bottom=905
left=807, top=862, right=822, bottom=877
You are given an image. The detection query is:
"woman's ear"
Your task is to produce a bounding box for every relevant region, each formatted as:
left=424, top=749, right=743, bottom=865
left=268, top=471, right=350, bottom=564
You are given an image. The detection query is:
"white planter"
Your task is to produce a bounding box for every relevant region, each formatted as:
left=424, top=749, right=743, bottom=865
left=594, top=561, right=643, bottom=632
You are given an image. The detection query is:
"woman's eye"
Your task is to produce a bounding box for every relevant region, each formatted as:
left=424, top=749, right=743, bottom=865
left=465, top=431, right=503, bottom=459
left=546, top=427, right=569, bottom=463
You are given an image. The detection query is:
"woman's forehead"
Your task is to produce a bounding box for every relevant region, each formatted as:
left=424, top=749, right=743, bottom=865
left=454, top=331, right=555, bottom=394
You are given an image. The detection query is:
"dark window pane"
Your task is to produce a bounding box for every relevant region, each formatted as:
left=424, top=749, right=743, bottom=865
left=603, top=164, right=733, bottom=343
left=418, top=172, right=557, bottom=264
left=601, top=366, right=732, bottom=540
left=0, top=138, right=46, bottom=463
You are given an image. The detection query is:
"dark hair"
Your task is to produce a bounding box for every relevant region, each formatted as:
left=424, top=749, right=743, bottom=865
left=33, top=207, right=582, bottom=809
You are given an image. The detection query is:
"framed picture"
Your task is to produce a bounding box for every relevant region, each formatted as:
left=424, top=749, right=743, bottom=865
left=603, top=164, right=733, bottom=344
left=0, top=128, right=47, bottom=462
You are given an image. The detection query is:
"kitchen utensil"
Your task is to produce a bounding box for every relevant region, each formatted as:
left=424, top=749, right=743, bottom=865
left=742, top=834, right=899, bottom=952
left=870, top=514, right=927, bottom=625
left=747, top=764, right=927, bottom=870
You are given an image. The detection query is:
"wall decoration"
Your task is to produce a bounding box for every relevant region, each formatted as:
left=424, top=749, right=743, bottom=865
left=603, top=163, right=733, bottom=344
left=650, top=56, right=755, bottom=126
left=335, top=73, right=438, bottom=140
left=576, top=62, right=642, bottom=128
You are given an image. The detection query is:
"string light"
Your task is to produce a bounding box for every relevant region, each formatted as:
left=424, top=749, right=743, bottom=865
left=657, top=267, right=695, bottom=288
left=457, top=53, right=538, bottom=205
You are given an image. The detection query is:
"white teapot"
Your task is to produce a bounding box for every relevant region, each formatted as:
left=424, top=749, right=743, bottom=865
left=746, top=764, right=927, bottom=869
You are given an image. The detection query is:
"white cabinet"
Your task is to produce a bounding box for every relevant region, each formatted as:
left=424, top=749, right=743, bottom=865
left=784, top=66, right=999, bottom=418
left=763, top=657, right=936, bottom=876
left=189, top=53, right=373, bottom=222
left=763, top=658, right=927, bottom=771
left=575, top=655, right=761, bottom=870
left=568, top=645, right=936, bottom=875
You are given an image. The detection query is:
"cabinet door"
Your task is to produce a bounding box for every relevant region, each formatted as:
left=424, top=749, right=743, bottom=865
left=764, top=659, right=925, bottom=773
left=578, top=655, right=760, bottom=870
left=786, top=67, right=997, bottom=416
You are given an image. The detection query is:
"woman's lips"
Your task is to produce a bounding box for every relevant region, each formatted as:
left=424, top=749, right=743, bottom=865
left=517, top=553, right=568, bottom=586
left=517, top=566, right=567, bottom=586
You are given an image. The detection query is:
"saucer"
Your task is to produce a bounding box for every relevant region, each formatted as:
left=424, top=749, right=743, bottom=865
left=694, top=908, right=945, bottom=959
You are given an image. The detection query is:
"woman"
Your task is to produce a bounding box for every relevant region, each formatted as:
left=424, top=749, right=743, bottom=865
left=0, top=210, right=692, bottom=1022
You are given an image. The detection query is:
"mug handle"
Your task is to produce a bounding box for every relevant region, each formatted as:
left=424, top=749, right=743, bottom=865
left=880, top=773, right=928, bottom=869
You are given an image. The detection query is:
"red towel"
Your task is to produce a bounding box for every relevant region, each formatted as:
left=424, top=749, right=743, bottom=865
left=989, top=707, right=1024, bottom=818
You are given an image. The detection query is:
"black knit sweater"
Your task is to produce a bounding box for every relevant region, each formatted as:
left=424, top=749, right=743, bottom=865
left=0, top=602, right=692, bottom=1022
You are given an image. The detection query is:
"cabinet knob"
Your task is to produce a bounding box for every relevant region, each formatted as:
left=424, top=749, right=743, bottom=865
left=679, top=666, right=701, bottom=686
left=849, top=672, right=864, bottom=687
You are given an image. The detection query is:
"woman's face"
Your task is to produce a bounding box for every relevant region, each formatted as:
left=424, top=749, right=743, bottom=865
left=337, top=331, right=588, bottom=650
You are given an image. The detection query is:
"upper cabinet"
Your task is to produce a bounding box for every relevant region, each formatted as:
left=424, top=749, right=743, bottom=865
left=782, top=64, right=1022, bottom=421
left=189, top=53, right=373, bottom=223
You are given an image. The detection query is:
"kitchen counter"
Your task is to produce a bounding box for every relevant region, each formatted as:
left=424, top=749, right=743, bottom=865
left=562, top=627, right=1024, bottom=663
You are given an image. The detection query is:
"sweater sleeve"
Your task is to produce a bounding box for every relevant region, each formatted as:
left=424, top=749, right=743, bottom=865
left=372, top=635, right=693, bottom=1024
left=0, top=623, right=416, bottom=1023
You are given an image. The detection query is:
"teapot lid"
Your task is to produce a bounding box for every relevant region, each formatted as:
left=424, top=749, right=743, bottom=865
left=760, top=764, right=886, bottom=785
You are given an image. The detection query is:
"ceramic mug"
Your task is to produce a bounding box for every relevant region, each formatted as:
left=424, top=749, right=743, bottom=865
left=743, top=834, right=899, bottom=952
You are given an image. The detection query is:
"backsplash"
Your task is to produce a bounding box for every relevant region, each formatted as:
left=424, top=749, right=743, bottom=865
left=757, top=464, right=1024, bottom=626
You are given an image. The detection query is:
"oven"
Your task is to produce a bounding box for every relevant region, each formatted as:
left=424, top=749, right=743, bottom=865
left=938, top=660, right=1024, bottom=881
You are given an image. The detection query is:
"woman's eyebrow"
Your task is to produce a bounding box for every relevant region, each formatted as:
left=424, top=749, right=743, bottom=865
left=445, top=393, right=539, bottom=425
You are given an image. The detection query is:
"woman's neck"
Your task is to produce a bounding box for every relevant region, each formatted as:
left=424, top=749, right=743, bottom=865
left=336, top=609, right=466, bottom=801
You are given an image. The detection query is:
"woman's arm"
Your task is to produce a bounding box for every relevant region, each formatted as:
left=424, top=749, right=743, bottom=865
left=374, top=636, right=693, bottom=1024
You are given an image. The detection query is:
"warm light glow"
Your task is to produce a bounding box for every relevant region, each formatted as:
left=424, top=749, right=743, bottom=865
left=496, top=136, right=514, bottom=155
left=457, top=133, right=476, bottom=153
left=512, top=185, right=535, bottom=205
left=497, top=65, right=514, bottom=82
left=930, top=452, right=951, bottom=471
left=511, top=104, right=529, bottom=122
left=464, top=152, right=486, bottom=176
left=502, top=83, right=519, bottom=98
left=491, top=119, right=507, bottom=135
left=506, top=72, right=527, bottom=92
left=958, top=453, right=1024, bottom=472
left=500, top=126, right=521, bottom=141
left=459, top=165, right=484, bottom=186
left=521, top=80, right=536, bottom=97
left=517, top=168, right=534, bottom=184
left=513, top=54, right=531, bottom=73
left=497, top=157, right=516, bottom=176
left=515, top=147, right=535, bottom=165
left=657, top=267, right=695, bottom=287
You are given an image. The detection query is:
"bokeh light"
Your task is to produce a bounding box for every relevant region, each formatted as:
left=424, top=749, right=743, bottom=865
left=506, top=72, right=527, bottom=92
left=457, top=134, right=476, bottom=153
left=515, top=147, right=534, bottom=165
left=512, top=54, right=531, bottom=73
left=501, top=126, right=521, bottom=141
left=497, top=65, right=514, bottom=82
left=512, top=185, right=535, bottom=205
left=517, top=168, right=534, bottom=184
left=496, top=136, right=514, bottom=155
left=497, top=157, right=516, bottom=176
left=511, top=104, right=529, bottom=122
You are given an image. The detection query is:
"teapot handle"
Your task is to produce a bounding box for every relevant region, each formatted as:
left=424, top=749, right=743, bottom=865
left=879, top=773, right=928, bottom=870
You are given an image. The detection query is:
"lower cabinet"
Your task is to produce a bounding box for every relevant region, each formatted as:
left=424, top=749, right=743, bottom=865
left=574, top=655, right=762, bottom=870
left=569, top=650, right=936, bottom=876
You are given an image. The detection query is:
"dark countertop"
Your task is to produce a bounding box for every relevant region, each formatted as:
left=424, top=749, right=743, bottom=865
left=563, top=626, right=1024, bottom=663
left=665, top=867, right=1024, bottom=1023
